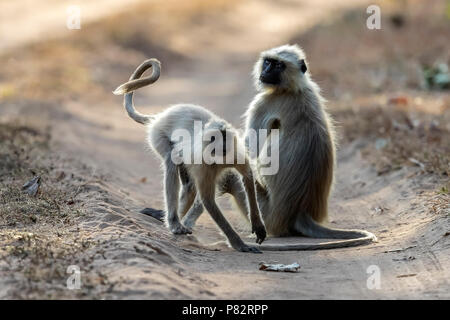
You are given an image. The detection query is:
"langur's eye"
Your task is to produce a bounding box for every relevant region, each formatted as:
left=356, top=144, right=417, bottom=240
left=275, top=62, right=284, bottom=69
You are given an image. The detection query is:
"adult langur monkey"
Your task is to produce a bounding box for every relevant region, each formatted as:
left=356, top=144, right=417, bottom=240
left=182, top=44, right=377, bottom=250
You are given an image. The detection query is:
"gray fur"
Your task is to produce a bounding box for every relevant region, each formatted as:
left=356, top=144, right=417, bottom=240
left=248, top=45, right=376, bottom=249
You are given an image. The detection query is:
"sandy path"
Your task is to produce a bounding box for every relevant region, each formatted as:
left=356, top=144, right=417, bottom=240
left=53, top=97, right=450, bottom=298
left=3, top=0, right=448, bottom=299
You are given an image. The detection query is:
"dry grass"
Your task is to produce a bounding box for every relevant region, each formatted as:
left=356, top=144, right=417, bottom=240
left=0, top=121, right=110, bottom=298
left=0, top=121, right=75, bottom=228
left=291, top=0, right=449, bottom=179
left=334, top=98, right=450, bottom=177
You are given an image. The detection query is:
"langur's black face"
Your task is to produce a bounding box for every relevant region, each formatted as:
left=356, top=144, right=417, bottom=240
left=260, top=58, right=286, bottom=85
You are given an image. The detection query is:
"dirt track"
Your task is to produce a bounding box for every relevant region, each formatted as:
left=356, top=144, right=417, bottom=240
left=0, top=0, right=448, bottom=299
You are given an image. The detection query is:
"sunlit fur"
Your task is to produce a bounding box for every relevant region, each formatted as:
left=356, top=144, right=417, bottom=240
left=248, top=44, right=337, bottom=235
left=253, top=44, right=318, bottom=93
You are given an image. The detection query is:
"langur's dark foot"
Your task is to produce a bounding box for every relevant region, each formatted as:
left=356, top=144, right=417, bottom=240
left=252, top=224, right=267, bottom=244
left=169, top=222, right=192, bottom=235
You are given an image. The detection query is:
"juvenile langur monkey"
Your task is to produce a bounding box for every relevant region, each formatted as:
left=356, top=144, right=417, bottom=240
left=113, top=59, right=266, bottom=253
left=183, top=45, right=377, bottom=250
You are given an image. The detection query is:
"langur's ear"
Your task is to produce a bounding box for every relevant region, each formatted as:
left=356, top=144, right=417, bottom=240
left=299, top=59, right=307, bottom=74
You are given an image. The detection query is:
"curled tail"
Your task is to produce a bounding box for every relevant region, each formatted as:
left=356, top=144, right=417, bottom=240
left=113, top=58, right=161, bottom=125
left=248, top=214, right=377, bottom=251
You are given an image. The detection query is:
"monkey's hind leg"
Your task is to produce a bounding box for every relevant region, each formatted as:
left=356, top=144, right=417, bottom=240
left=234, top=165, right=266, bottom=244
left=181, top=195, right=204, bottom=229
left=197, top=180, right=262, bottom=253
left=163, top=158, right=192, bottom=235
left=218, top=171, right=249, bottom=222
left=180, top=172, right=246, bottom=230
left=178, top=165, right=197, bottom=218
left=218, top=171, right=267, bottom=243
left=180, top=171, right=249, bottom=231
left=178, top=164, right=204, bottom=229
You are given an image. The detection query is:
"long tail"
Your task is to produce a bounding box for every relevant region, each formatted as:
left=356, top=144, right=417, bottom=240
left=248, top=215, right=377, bottom=251
left=113, top=58, right=161, bottom=125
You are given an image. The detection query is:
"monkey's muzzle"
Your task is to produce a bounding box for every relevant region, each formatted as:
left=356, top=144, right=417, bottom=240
left=260, top=74, right=281, bottom=85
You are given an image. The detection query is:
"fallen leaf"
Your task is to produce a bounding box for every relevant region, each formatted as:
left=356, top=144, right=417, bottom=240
left=22, top=176, right=41, bottom=197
